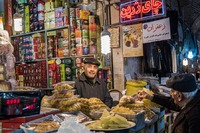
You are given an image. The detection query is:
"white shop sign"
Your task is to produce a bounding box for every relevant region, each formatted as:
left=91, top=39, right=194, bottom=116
left=143, top=18, right=171, bottom=43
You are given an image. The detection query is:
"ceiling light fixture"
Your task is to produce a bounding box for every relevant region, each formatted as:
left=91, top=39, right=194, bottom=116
left=100, top=0, right=111, bottom=55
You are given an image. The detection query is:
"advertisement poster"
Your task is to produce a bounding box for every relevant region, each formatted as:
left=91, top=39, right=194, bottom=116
left=143, top=18, right=171, bottom=43
left=122, top=23, right=143, bottom=57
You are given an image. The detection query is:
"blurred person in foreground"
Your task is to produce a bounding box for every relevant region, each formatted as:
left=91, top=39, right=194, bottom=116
left=138, top=73, right=200, bottom=133
left=74, top=58, right=113, bottom=108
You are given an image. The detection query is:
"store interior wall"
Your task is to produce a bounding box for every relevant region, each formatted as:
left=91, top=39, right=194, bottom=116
left=124, top=57, right=142, bottom=79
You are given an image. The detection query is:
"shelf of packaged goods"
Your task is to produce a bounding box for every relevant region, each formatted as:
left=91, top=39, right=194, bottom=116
left=48, top=57, right=71, bottom=60
left=10, top=25, right=69, bottom=38
left=48, top=54, right=96, bottom=60
left=15, top=59, right=46, bottom=64
left=72, top=54, right=96, bottom=58
left=45, top=25, right=69, bottom=32
left=10, top=30, right=46, bottom=38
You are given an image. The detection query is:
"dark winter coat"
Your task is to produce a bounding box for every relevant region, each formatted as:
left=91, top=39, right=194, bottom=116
left=74, top=73, right=113, bottom=108
left=152, top=90, right=200, bottom=133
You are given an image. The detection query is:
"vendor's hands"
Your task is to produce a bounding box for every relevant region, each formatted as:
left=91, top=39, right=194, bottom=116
left=137, top=90, right=153, bottom=100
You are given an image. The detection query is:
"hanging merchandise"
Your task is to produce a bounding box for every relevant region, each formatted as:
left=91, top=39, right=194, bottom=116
left=171, top=45, right=177, bottom=73
left=89, top=15, right=97, bottom=54
left=0, top=29, right=16, bottom=89
left=183, top=29, right=197, bottom=60
left=143, top=41, right=172, bottom=76
left=13, top=2, right=24, bottom=35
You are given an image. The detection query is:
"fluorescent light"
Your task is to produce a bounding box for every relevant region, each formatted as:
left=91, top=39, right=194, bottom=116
left=101, top=27, right=111, bottom=55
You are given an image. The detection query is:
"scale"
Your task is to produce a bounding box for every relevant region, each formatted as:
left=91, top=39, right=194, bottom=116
left=0, top=89, right=42, bottom=118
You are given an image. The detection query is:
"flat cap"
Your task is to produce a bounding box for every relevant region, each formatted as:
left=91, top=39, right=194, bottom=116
left=166, top=74, right=197, bottom=92
left=83, top=58, right=100, bottom=66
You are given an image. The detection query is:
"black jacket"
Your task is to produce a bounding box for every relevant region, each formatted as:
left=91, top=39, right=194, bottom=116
left=152, top=90, right=200, bottom=133
left=74, top=73, right=113, bottom=108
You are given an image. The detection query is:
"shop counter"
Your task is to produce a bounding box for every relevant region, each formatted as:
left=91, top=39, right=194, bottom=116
left=0, top=107, right=60, bottom=133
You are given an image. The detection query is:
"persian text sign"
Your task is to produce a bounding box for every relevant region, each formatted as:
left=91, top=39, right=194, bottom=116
left=142, top=17, right=171, bottom=43
left=120, top=0, right=165, bottom=23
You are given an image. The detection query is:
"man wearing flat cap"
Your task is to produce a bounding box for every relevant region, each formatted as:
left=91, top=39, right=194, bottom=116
left=74, top=58, right=113, bottom=108
left=137, top=73, right=200, bottom=133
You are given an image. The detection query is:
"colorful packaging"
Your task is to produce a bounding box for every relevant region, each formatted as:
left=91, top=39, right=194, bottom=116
left=75, top=29, right=82, bottom=38
left=89, top=45, right=97, bottom=54
left=82, top=20, right=89, bottom=30
left=82, top=30, right=88, bottom=38
left=69, top=8, right=76, bottom=17
left=76, top=8, right=80, bottom=19
left=80, top=10, right=90, bottom=20
left=70, top=17, right=76, bottom=27
left=76, top=19, right=81, bottom=30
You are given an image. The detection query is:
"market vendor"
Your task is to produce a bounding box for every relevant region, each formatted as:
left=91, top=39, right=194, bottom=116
left=137, top=73, right=200, bottom=133
left=74, top=58, right=113, bottom=108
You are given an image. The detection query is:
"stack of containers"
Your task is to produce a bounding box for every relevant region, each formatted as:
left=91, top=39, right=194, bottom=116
left=60, top=62, right=66, bottom=82
left=29, top=0, right=38, bottom=31
left=19, top=38, right=24, bottom=62
left=24, top=5, right=30, bottom=33
left=63, top=3, right=69, bottom=26
left=23, top=36, right=33, bottom=61
left=12, top=37, right=21, bottom=62
left=62, top=58, right=73, bottom=81
left=62, top=29, right=70, bottom=56
left=70, top=8, right=76, bottom=56
left=89, top=15, right=97, bottom=54
left=80, top=10, right=90, bottom=55
left=48, top=60, right=63, bottom=87
left=57, top=29, right=70, bottom=57
left=12, top=1, right=25, bottom=35
left=55, top=7, right=64, bottom=27
left=32, top=34, right=46, bottom=59
left=15, top=61, right=47, bottom=88
left=45, top=1, right=55, bottom=29
left=48, top=61, right=57, bottom=87
left=75, top=8, right=83, bottom=56
left=47, top=32, right=55, bottom=58
left=38, top=0, right=45, bottom=30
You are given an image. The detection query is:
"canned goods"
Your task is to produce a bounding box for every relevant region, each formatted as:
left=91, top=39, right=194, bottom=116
left=76, top=8, right=80, bottom=19
left=89, top=15, right=95, bottom=24
left=69, top=8, right=76, bottom=17
left=75, top=57, right=82, bottom=67
left=70, top=17, right=76, bottom=27
left=76, top=46, right=83, bottom=55
left=83, top=47, right=89, bottom=55
left=65, top=66, right=72, bottom=75
left=82, top=30, right=88, bottom=38
left=89, top=45, right=97, bottom=54
left=76, top=19, right=81, bottom=30
left=38, top=11, right=45, bottom=21
left=38, top=1, right=45, bottom=12
left=82, top=38, right=89, bottom=47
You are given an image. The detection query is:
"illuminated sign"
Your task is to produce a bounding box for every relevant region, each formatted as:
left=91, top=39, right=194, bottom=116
left=120, top=0, right=166, bottom=23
